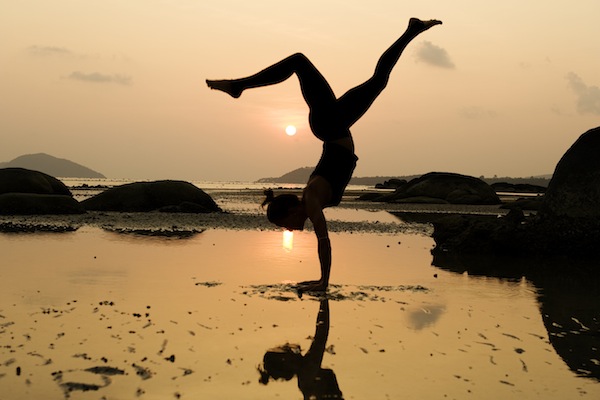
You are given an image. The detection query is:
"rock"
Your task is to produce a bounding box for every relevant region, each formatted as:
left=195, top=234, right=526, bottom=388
left=500, top=197, right=543, bottom=211
left=0, top=193, right=85, bottom=215
left=394, top=196, right=449, bottom=204
left=357, top=192, right=386, bottom=201
left=431, top=127, right=600, bottom=257
left=541, top=126, right=600, bottom=219
left=0, top=168, right=83, bottom=215
left=382, top=172, right=501, bottom=205
left=375, top=178, right=407, bottom=190
left=0, top=167, right=72, bottom=196
left=431, top=213, right=526, bottom=255
left=491, top=182, right=546, bottom=194
left=81, top=180, right=222, bottom=213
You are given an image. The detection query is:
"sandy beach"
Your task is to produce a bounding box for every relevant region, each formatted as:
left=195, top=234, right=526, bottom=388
left=1, top=188, right=599, bottom=399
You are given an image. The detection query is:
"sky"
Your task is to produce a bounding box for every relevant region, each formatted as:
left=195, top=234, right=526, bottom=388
left=2, top=0, right=600, bottom=181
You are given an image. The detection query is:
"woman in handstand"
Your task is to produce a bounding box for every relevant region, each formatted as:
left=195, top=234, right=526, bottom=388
left=207, top=18, right=442, bottom=292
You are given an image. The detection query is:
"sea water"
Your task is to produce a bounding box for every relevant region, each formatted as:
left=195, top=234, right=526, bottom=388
left=0, top=179, right=598, bottom=399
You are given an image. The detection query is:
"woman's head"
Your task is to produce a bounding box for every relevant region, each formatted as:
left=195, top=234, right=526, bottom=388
left=262, top=189, right=305, bottom=230
left=258, top=343, right=303, bottom=384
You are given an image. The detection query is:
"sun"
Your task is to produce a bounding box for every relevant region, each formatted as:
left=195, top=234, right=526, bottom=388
left=285, top=125, right=297, bottom=136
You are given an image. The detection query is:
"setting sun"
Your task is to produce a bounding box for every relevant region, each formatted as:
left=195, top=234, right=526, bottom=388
left=285, top=125, right=297, bottom=136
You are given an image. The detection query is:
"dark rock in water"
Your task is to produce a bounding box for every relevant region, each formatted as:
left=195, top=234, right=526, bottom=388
left=542, top=127, right=600, bottom=219
left=0, top=167, right=71, bottom=196
left=432, top=209, right=600, bottom=257
left=0, top=193, right=85, bottom=215
left=431, top=127, right=600, bottom=257
left=81, top=180, right=222, bottom=213
left=431, top=210, right=526, bottom=255
left=491, top=182, right=546, bottom=194
left=357, top=192, right=385, bottom=201
left=395, top=196, right=450, bottom=204
left=375, top=178, right=407, bottom=190
left=0, top=168, right=83, bottom=215
left=500, top=196, right=544, bottom=211
left=361, top=172, right=500, bottom=205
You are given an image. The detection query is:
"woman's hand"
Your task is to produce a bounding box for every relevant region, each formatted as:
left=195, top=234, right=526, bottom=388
left=297, top=280, right=328, bottom=292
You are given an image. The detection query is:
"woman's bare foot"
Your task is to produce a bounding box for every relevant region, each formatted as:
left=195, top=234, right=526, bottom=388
left=408, top=18, right=442, bottom=33
left=206, top=79, right=242, bottom=98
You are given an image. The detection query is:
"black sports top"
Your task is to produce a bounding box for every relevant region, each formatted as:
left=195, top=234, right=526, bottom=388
left=310, top=142, right=358, bottom=207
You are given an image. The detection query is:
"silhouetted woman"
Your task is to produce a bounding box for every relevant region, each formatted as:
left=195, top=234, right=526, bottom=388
left=207, top=18, right=442, bottom=292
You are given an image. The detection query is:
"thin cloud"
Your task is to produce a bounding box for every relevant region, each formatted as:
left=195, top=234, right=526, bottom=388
left=459, top=106, right=497, bottom=120
left=415, top=41, right=455, bottom=69
left=566, top=72, right=600, bottom=115
left=67, top=71, right=132, bottom=86
left=28, top=45, right=74, bottom=57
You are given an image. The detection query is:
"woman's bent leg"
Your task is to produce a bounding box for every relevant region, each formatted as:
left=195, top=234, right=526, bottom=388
left=207, top=53, right=337, bottom=111
left=336, top=18, right=441, bottom=128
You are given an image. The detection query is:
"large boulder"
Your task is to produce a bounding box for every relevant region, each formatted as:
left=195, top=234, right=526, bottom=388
left=368, top=172, right=501, bottom=205
left=541, top=126, right=600, bottom=218
left=0, top=168, right=83, bottom=215
left=81, top=180, right=222, bottom=213
left=431, top=126, right=600, bottom=257
left=0, top=167, right=72, bottom=196
left=0, top=193, right=84, bottom=215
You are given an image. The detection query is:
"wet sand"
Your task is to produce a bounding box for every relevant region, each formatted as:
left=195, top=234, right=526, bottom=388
left=1, top=188, right=508, bottom=235
left=1, top=191, right=598, bottom=399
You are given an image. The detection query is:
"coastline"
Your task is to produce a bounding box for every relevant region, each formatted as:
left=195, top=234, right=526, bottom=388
left=0, top=187, right=508, bottom=235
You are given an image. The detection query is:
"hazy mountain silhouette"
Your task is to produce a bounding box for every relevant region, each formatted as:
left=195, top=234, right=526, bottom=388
left=0, top=153, right=105, bottom=178
left=257, top=167, right=418, bottom=186
left=258, top=167, right=551, bottom=187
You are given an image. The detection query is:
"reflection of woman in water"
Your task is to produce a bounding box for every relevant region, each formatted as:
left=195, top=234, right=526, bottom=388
left=207, top=18, right=442, bottom=292
left=257, top=299, right=342, bottom=399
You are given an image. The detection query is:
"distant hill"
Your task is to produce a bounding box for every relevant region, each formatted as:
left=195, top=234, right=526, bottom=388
left=257, top=167, right=551, bottom=187
left=0, top=153, right=105, bottom=178
left=257, top=167, right=421, bottom=186
left=257, top=167, right=313, bottom=184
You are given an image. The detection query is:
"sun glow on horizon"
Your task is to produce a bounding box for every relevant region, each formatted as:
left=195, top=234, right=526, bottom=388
left=285, top=125, right=297, bottom=136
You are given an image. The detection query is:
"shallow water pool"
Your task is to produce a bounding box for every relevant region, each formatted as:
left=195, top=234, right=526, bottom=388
left=1, top=224, right=598, bottom=399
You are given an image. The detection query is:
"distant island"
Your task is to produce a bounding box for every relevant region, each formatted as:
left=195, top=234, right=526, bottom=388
left=257, top=166, right=551, bottom=187
left=0, top=153, right=105, bottom=178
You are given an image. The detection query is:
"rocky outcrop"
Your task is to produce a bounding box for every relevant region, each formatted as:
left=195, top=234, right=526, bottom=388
left=541, top=127, right=600, bottom=219
left=490, top=182, right=546, bottom=194
left=0, top=193, right=84, bottom=215
left=81, top=180, right=222, bottom=213
left=431, top=127, right=600, bottom=257
left=0, top=168, right=72, bottom=196
left=0, top=168, right=84, bottom=215
left=362, top=172, right=501, bottom=205
left=375, top=178, right=407, bottom=190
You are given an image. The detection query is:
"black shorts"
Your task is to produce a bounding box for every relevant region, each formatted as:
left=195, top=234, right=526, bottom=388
left=311, top=143, right=358, bottom=207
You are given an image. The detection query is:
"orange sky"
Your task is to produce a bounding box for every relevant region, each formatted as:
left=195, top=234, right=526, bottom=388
left=2, top=1, right=600, bottom=181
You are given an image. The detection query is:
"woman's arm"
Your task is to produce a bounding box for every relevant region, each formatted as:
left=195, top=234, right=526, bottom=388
left=300, top=182, right=332, bottom=291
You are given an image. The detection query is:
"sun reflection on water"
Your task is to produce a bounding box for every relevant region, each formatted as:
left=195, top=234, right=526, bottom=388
left=282, top=230, right=293, bottom=252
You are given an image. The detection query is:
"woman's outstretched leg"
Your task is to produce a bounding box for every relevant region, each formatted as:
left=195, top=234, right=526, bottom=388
left=207, top=53, right=337, bottom=111
left=336, top=18, right=442, bottom=128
